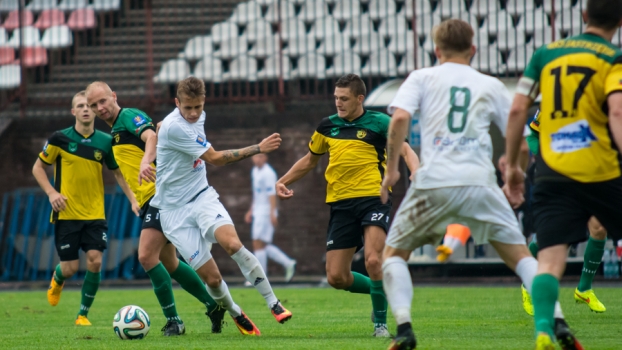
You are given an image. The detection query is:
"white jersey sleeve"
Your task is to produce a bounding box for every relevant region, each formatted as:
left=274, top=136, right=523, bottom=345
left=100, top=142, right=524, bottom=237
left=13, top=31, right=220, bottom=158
left=387, top=71, right=423, bottom=116
left=164, top=119, right=212, bottom=158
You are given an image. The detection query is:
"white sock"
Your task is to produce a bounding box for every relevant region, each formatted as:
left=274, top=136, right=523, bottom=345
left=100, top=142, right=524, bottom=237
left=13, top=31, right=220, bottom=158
left=265, top=244, right=293, bottom=268
left=231, top=247, right=279, bottom=308
left=554, top=302, right=564, bottom=319
left=205, top=280, right=242, bottom=317
left=515, top=257, right=538, bottom=294
left=382, top=256, right=412, bottom=325
left=254, top=249, right=268, bottom=275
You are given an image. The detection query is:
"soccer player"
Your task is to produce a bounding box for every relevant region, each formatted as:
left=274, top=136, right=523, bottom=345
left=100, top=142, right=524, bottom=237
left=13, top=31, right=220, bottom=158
left=520, top=111, right=608, bottom=315
left=151, top=77, right=292, bottom=336
left=379, top=19, right=579, bottom=350
left=244, top=154, right=296, bottom=282
left=33, top=91, right=139, bottom=325
left=276, top=74, right=419, bottom=337
left=85, top=82, right=224, bottom=336
left=505, top=1, right=622, bottom=347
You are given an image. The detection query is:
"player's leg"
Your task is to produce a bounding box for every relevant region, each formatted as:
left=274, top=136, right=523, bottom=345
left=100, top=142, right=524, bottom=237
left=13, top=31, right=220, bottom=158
left=574, top=216, right=607, bottom=312
left=74, top=249, right=102, bottom=326
left=325, top=247, right=361, bottom=290
left=251, top=218, right=269, bottom=274
left=363, top=225, right=389, bottom=337
left=48, top=220, right=81, bottom=307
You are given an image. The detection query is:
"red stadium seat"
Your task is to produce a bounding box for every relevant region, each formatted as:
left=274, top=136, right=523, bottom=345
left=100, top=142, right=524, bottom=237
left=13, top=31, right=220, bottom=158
left=17, top=46, right=48, bottom=67
left=66, top=8, right=96, bottom=30
left=33, top=9, right=65, bottom=30
left=0, top=47, right=14, bottom=65
left=3, top=10, right=34, bottom=31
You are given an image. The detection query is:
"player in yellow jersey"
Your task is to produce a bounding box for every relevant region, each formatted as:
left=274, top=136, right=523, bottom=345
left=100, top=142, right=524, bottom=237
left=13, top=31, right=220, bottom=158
left=33, top=91, right=138, bottom=325
left=276, top=74, right=419, bottom=337
left=505, top=1, right=622, bottom=349
left=85, top=82, right=225, bottom=336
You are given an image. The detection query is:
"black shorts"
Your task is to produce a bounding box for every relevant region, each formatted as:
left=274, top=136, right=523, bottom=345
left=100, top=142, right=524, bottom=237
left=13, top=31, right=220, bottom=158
left=533, top=178, right=622, bottom=250
left=140, top=197, right=163, bottom=232
left=326, top=196, right=392, bottom=251
left=54, top=220, right=108, bottom=261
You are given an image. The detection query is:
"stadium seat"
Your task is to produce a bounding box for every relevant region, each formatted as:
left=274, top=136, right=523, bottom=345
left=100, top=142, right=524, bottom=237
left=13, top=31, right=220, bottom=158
left=0, top=64, right=20, bottom=88
left=404, top=0, right=434, bottom=19
left=213, top=36, right=248, bottom=59
left=530, top=28, right=561, bottom=49
left=332, top=0, right=361, bottom=21
left=506, top=46, right=534, bottom=73
left=26, top=0, right=57, bottom=12
left=298, top=0, right=330, bottom=23
left=387, top=30, right=415, bottom=55
left=555, top=8, right=584, bottom=35
left=279, top=19, right=307, bottom=42
left=543, top=0, right=574, bottom=14
left=471, top=45, right=505, bottom=75
left=343, top=15, right=375, bottom=39
left=193, top=56, right=223, bottom=83
left=229, top=1, right=262, bottom=25
left=361, top=49, right=397, bottom=77
left=448, top=13, right=482, bottom=30
left=7, top=26, right=41, bottom=48
left=3, top=10, right=34, bottom=31
left=282, top=33, right=316, bottom=57
left=505, top=0, right=536, bottom=16
left=316, top=33, right=351, bottom=56
left=58, top=0, right=88, bottom=11
left=471, top=0, right=503, bottom=18
left=326, top=52, right=361, bottom=77
left=310, top=16, right=341, bottom=40
left=414, top=13, right=443, bottom=38
left=19, top=46, right=48, bottom=67
left=245, top=20, right=273, bottom=43
left=34, top=9, right=66, bottom=30
left=153, top=59, right=190, bottom=83
left=0, top=28, right=7, bottom=46
left=352, top=32, right=384, bottom=55
left=248, top=35, right=279, bottom=58
left=482, top=10, right=515, bottom=34
left=264, top=1, right=296, bottom=24
left=495, top=27, right=526, bottom=51
left=516, top=8, right=550, bottom=35
left=0, top=0, right=18, bottom=13
left=66, top=8, right=97, bottom=30
left=211, top=21, right=239, bottom=44
left=92, top=0, right=121, bottom=12
left=378, top=15, right=408, bottom=38
left=0, top=47, right=14, bottom=65
left=367, top=0, right=397, bottom=20
left=224, top=55, right=258, bottom=81
left=437, top=0, right=470, bottom=19
left=293, top=52, right=326, bottom=78
left=397, top=50, right=433, bottom=75
left=41, top=25, right=73, bottom=48
left=473, top=28, right=491, bottom=48
left=258, top=54, right=290, bottom=79
left=181, top=35, right=213, bottom=60
left=612, top=30, right=622, bottom=47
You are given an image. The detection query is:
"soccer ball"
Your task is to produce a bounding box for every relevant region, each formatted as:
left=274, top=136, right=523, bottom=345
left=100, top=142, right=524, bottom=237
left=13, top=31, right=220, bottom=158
left=113, top=305, right=150, bottom=340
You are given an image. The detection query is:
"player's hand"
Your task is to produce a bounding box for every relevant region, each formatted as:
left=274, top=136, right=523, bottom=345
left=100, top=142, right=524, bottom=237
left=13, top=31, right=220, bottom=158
left=131, top=201, right=140, bottom=217
left=503, top=166, right=525, bottom=209
left=258, top=133, right=282, bottom=154
left=381, top=169, right=400, bottom=204
left=276, top=182, right=294, bottom=200
left=244, top=210, right=252, bottom=224
left=138, top=162, right=156, bottom=185
left=49, top=191, right=68, bottom=212
left=270, top=212, right=278, bottom=227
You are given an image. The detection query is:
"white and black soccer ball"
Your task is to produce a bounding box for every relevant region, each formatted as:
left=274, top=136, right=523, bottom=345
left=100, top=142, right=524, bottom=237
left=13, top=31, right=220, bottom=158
left=113, top=305, right=150, bottom=340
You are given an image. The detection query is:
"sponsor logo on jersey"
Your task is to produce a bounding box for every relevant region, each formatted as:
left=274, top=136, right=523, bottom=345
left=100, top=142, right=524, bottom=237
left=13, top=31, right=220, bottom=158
left=550, top=120, right=597, bottom=153
left=326, top=240, right=333, bottom=246
left=60, top=244, right=70, bottom=250
left=132, top=115, right=147, bottom=127
left=191, top=159, right=205, bottom=173
left=193, top=159, right=202, bottom=168
left=81, top=138, right=91, bottom=143
left=356, top=129, right=367, bottom=139
left=196, top=135, right=208, bottom=147
left=215, top=214, right=224, bottom=220
left=94, top=150, right=103, bottom=161
left=188, top=250, right=200, bottom=262
left=330, top=127, right=340, bottom=137
left=42, top=142, right=49, bottom=157
left=68, top=142, right=78, bottom=153
left=433, top=136, right=478, bottom=147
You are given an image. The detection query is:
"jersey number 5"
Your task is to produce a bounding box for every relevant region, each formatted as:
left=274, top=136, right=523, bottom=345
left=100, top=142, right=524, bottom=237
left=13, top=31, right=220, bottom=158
left=550, top=65, right=595, bottom=119
left=448, top=87, right=471, bottom=133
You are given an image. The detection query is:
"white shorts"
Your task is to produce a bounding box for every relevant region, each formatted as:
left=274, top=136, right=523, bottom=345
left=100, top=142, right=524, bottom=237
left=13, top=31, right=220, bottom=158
left=159, top=188, right=234, bottom=270
left=251, top=214, right=274, bottom=243
left=386, top=185, right=526, bottom=252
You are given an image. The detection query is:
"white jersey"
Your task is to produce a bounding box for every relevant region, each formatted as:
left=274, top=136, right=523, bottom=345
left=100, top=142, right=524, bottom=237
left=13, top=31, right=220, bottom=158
left=389, top=62, right=511, bottom=189
left=251, top=164, right=277, bottom=216
left=151, top=108, right=215, bottom=210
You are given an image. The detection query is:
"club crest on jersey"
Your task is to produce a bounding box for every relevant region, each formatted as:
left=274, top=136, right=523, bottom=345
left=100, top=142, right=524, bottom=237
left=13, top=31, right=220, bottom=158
left=550, top=120, right=597, bottom=153
left=330, top=127, right=340, bottom=137
left=196, top=135, right=207, bottom=147
left=132, top=115, right=147, bottom=127
left=114, top=133, right=120, bottom=144
left=94, top=150, right=103, bottom=161
left=68, top=142, right=77, bottom=153
left=356, top=129, right=367, bottom=139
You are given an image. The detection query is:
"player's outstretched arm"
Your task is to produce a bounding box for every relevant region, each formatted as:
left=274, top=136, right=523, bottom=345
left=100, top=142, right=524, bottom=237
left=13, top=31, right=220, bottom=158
left=138, top=129, right=157, bottom=185
left=275, top=152, right=322, bottom=200
left=400, top=142, right=419, bottom=179
left=381, top=108, right=410, bottom=203
left=112, top=168, right=140, bottom=216
left=201, top=133, right=282, bottom=166
left=504, top=93, right=532, bottom=208
left=608, top=92, right=622, bottom=152
left=32, top=158, right=67, bottom=212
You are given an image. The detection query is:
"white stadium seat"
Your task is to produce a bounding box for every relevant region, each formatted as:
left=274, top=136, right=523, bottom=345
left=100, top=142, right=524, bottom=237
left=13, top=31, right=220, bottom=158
left=505, top=0, right=536, bottom=16
left=92, top=0, right=121, bottom=12
left=471, top=0, right=503, bottom=18
left=378, top=15, right=408, bottom=38
left=310, top=16, right=341, bottom=40
left=154, top=59, right=190, bottom=83
left=41, top=25, right=73, bottom=49
left=248, top=35, right=280, bottom=58
left=506, top=46, right=534, bottom=74
left=282, top=34, right=316, bottom=57
left=316, top=33, right=351, bottom=56
left=542, top=0, right=574, bottom=14
left=352, top=32, right=385, bottom=55
left=182, top=36, right=213, bottom=60
left=27, top=0, right=57, bottom=12
left=404, top=0, right=434, bottom=19
left=224, top=55, right=258, bottom=81
left=388, top=30, right=415, bottom=55
left=294, top=52, right=326, bottom=78
left=229, top=1, right=262, bottom=25
left=245, top=20, right=273, bottom=43
left=258, top=54, right=291, bottom=79
left=343, top=15, right=375, bottom=39
left=437, top=0, right=470, bottom=19
left=555, top=8, right=584, bottom=34
left=332, top=0, right=361, bottom=21
left=517, top=8, right=550, bottom=35
left=530, top=28, right=561, bottom=49
left=397, top=50, right=433, bottom=75
left=495, top=27, right=526, bottom=52
left=414, top=13, right=443, bottom=38
left=0, top=28, right=8, bottom=46
left=0, top=0, right=18, bottom=13
left=58, top=0, right=88, bottom=11
left=279, top=19, right=307, bottom=42
left=211, top=21, right=239, bottom=43
left=8, top=26, right=41, bottom=48
left=193, top=56, right=223, bottom=83
left=482, top=10, right=515, bottom=34
left=367, top=0, right=397, bottom=20
left=361, top=49, right=397, bottom=77
left=213, top=36, right=248, bottom=59
left=326, top=52, right=361, bottom=77
left=0, top=64, right=20, bottom=89
left=264, top=1, right=296, bottom=24
left=471, top=45, right=505, bottom=75
left=298, top=0, right=330, bottom=23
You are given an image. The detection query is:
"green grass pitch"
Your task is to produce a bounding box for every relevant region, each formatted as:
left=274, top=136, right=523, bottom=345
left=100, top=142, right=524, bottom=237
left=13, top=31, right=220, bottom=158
left=1, top=286, right=621, bottom=349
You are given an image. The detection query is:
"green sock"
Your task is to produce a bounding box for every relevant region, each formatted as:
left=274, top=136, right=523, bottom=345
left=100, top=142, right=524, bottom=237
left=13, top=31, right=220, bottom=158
left=578, top=237, right=606, bottom=292
left=54, top=264, right=66, bottom=284
left=78, top=271, right=100, bottom=317
left=170, top=260, right=217, bottom=312
left=370, top=280, right=387, bottom=325
left=147, top=263, right=182, bottom=323
left=528, top=240, right=539, bottom=258
left=532, top=274, right=558, bottom=338
left=345, top=272, right=371, bottom=294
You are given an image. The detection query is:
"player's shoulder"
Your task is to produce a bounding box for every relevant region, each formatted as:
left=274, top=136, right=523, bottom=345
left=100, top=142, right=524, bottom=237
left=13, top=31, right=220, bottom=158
left=93, top=129, right=113, bottom=141
left=315, top=115, right=337, bottom=134
left=363, top=110, right=391, bottom=129
left=120, top=107, right=150, bottom=119
left=48, top=127, right=72, bottom=145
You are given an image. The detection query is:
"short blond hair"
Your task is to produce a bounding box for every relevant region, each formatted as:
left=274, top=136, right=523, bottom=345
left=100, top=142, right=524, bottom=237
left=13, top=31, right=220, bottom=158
left=176, top=77, right=206, bottom=100
left=71, top=90, right=86, bottom=108
left=433, top=19, right=473, bottom=57
left=85, top=81, right=112, bottom=96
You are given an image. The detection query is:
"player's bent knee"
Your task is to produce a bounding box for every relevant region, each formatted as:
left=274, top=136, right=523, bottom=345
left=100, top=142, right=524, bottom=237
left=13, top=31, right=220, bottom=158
left=138, top=251, right=160, bottom=271
left=326, top=273, right=350, bottom=290
left=364, top=255, right=382, bottom=273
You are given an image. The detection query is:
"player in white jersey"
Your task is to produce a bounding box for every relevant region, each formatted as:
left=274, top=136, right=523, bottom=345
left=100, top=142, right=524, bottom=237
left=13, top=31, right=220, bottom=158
left=244, top=154, right=296, bottom=282
left=378, top=19, right=566, bottom=350
left=151, top=77, right=292, bottom=336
